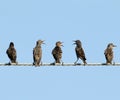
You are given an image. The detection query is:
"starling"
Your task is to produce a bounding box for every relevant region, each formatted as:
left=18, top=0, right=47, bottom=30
left=6, top=42, right=17, bottom=64
left=52, top=41, right=63, bottom=64
left=33, top=40, right=44, bottom=66
left=104, top=43, right=116, bottom=64
left=74, top=40, right=87, bottom=65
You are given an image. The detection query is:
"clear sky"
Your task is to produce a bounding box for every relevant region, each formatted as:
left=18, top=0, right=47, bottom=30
left=0, top=0, right=120, bottom=100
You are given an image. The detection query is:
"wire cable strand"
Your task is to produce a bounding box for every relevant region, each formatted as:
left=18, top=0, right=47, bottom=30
left=0, top=63, right=120, bottom=66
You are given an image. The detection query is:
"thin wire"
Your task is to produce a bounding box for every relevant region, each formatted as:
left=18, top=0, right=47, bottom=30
left=0, top=63, right=120, bottom=66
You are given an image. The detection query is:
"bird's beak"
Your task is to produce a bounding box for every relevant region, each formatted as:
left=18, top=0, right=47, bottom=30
left=42, top=42, right=45, bottom=44
left=73, top=42, right=76, bottom=45
left=72, top=40, right=77, bottom=45
left=72, top=43, right=76, bottom=45
left=60, top=42, right=64, bottom=47
left=42, top=40, right=45, bottom=44
left=61, top=44, right=64, bottom=47
left=113, top=45, right=117, bottom=47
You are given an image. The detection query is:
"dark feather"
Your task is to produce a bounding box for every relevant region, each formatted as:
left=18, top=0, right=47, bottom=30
left=33, top=40, right=44, bottom=66
left=6, top=43, right=17, bottom=63
left=33, top=46, right=42, bottom=66
left=75, top=47, right=86, bottom=61
left=74, top=40, right=87, bottom=64
left=104, top=48, right=113, bottom=64
left=52, top=46, right=62, bottom=63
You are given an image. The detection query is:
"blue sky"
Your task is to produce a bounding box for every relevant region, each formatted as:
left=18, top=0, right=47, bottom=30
left=0, top=0, right=120, bottom=100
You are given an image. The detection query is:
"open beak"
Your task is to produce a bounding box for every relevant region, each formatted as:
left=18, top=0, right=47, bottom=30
left=73, top=42, right=76, bottom=45
left=72, top=40, right=77, bottom=45
left=42, top=40, right=45, bottom=44
left=113, top=45, right=117, bottom=47
left=42, top=42, right=45, bottom=44
left=60, top=42, right=64, bottom=47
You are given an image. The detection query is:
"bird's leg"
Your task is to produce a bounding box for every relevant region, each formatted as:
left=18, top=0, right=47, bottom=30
left=74, top=58, right=79, bottom=65
left=35, top=63, right=38, bottom=67
left=55, top=59, right=62, bottom=66
left=14, top=60, right=18, bottom=65
left=33, top=62, right=35, bottom=65
left=83, top=60, right=87, bottom=66
left=40, top=61, right=43, bottom=66
left=50, top=61, right=56, bottom=65
left=10, top=60, right=18, bottom=65
left=106, top=61, right=111, bottom=65
left=11, top=60, right=14, bottom=64
left=56, top=59, right=60, bottom=63
left=8, top=61, right=11, bottom=65
left=34, top=61, right=38, bottom=67
left=113, top=60, right=115, bottom=65
left=10, top=60, right=15, bottom=64
left=60, top=59, right=64, bottom=66
left=55, top=59, right=61, bottom=65
left=82, top=58, right=87, bottom=65
left=16, top=61, right=18, bottom=65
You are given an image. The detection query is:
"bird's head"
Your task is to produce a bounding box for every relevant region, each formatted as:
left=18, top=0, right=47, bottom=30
left=73, top=40, right=82, bottom=46
left=36, top=40, right=45, bottom=46
left=9, top=42, right=14, bottom=47
left=107, top=43, right=117, bottom=49
left=56, top=41, right=63, bottom=47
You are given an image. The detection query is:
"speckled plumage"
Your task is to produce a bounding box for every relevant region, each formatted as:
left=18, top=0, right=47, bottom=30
left=52, top=41, right=63, bottom=63
left=74, top=40, right=87, bottom=65
left=33, top=40, right=44, bottom=66
left=6, top=42, right=17, bottom=63
left=104, top=43, right=116, bottom=64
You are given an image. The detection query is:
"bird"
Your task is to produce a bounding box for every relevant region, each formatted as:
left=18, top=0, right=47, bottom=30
left=52, top=41, right=63, bottom=64
left=33, top=40, right=44, bottom=66
left=73, top=40, right=87, bottom=65
left=6, top=42, right=17, bottom=64
left=104, top=43, right=116, bottom=65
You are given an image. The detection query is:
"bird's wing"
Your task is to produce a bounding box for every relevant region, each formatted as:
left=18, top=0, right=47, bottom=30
left=6, top=48, right=16, bottom=60
left=11, top=48, right=16, bottom=58
left=75, top=47, right=86, bottom=60
left=104, top=48, right=113, bottom=56
left=6, top=48, right=11, bottom=58
left=104, top=48, right=113, bottom=62
left=52, top=47, right=56, bottom=55
left=104, top=49, right=107, bottom=55
left=52, top=47, right=62, bottom=60
left=33, top=47, right=41, bottom=57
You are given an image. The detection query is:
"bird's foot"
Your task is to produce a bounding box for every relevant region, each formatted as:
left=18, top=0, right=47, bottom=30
left=50, top=62, right=63, bottom=66
left=74, top=62, right=77, bottom=65
left=50, top=62, right=55, bottom=65
left=33, top=62, right=35, bottom=66
left=33, top=62, right=39, bottom=67
left=9, top=61, right=18, bottom=65
left=74, top=62, right=81, bottom=65
left=113, top=62, right=115, bottom=65
left=84, top=62, right=87, bottom=66
left=61, top=62, right=64, bottom=66
left=5, top=62, right=11, bottom=65
left=40, top=62, right=43, bottom=66
left=106, top=63, right=112, bottom=65
left=15, top=62, right=18, bottom=65
left=55, top=63, right=61, bottom=66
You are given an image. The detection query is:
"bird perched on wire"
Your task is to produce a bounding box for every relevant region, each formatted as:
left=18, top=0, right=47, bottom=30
left=51, top=41, right=63, bottom=65
left=6, top=42, right=17, bottom=65
left=73, top=40, right=87, bottom=65
left=33, top=40, right=44, bottom=66
left=104, top=43, right=116, bottom=65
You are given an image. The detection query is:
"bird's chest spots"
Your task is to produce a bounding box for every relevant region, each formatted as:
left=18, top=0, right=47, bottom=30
left=107, top=49, right=113, bottom=55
